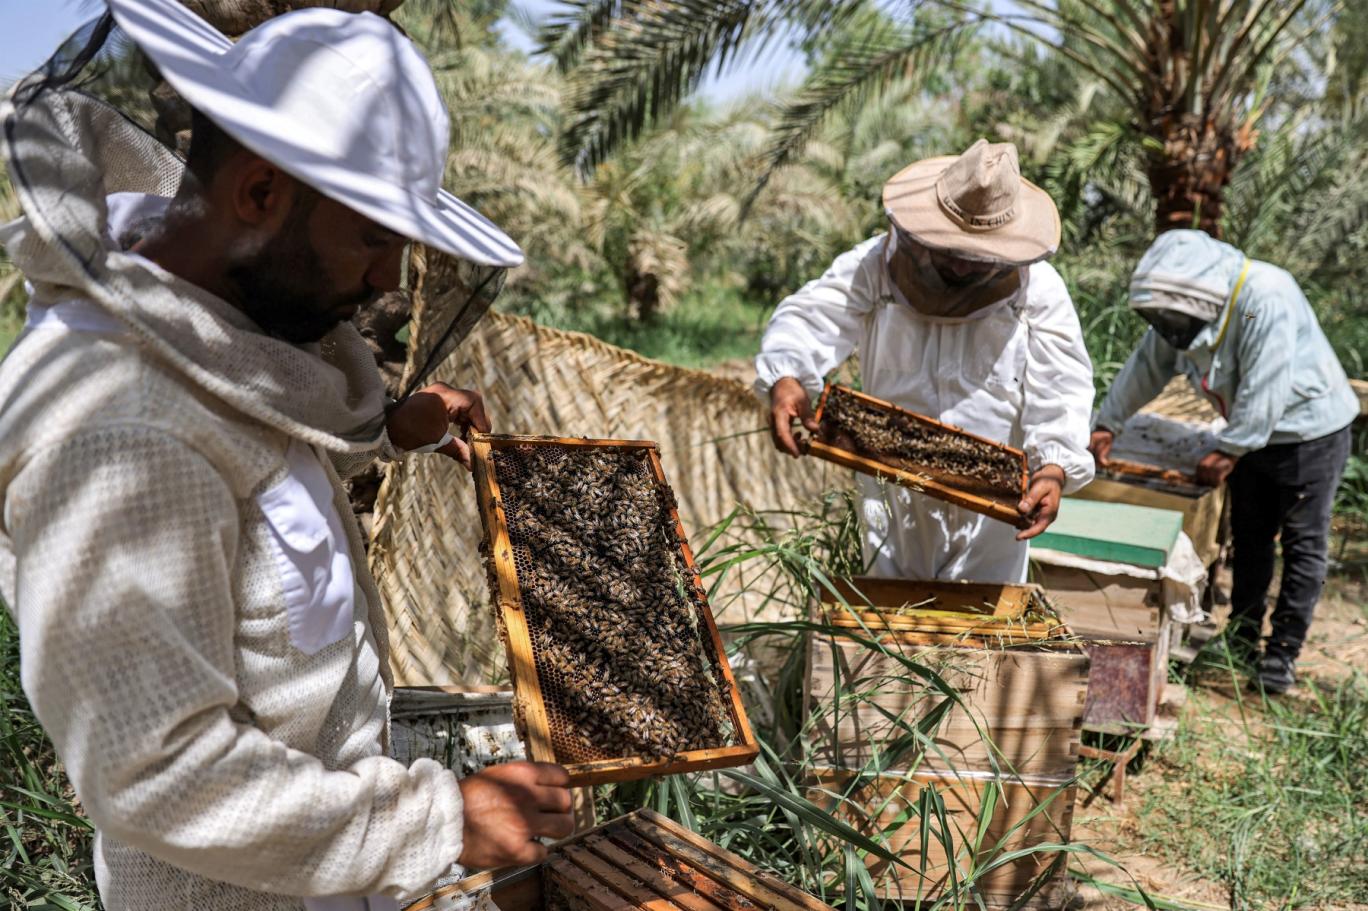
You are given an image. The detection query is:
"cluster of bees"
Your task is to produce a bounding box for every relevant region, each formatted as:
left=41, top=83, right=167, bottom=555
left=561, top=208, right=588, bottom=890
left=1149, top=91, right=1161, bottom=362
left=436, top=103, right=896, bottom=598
left=543, top=875, right=584, bottom=911
left=492, top=445, right=734, bottom=762
left=821, top=387, right=1021, bottom=494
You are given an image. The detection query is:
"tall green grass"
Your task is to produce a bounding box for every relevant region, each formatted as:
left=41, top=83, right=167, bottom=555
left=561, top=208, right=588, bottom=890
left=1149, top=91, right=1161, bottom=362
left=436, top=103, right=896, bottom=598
left=1138, top=653, right=1368, bottom=909
left=0, top=604, right=99, bottom=910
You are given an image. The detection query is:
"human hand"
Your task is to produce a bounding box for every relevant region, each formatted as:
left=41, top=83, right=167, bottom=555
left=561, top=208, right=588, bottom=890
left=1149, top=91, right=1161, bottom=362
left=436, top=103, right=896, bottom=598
left=1088, top=428, right=1115, bottom=467
left=1195, top=450, right=1238, bottom=486
left=385, top=383, right=492, bottom=469
left=1016, top=464, right=1065, bottom=541
left=769, top=377, right=819, bottom=458
left=456, top=761, right=574, bottom=869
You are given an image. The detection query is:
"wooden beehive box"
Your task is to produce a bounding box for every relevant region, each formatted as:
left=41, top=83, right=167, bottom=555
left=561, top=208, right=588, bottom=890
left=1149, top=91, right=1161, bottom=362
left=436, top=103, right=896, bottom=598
left=806, top=384, right=1029, bottom=528
left=471, top=433, right=758, bottom=786
left=806, top=769, right=1076, bottom=909
left=807, top=577, right=1088, bottom=778
left=405, top=809, right=840, bottom=911
left=1033, top=565, right=1169, bottom=733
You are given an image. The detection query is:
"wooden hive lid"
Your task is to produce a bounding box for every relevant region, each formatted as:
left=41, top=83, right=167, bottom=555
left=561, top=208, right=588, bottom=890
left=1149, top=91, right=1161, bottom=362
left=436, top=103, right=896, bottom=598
left=1033, top=499, right=1184, bottom=569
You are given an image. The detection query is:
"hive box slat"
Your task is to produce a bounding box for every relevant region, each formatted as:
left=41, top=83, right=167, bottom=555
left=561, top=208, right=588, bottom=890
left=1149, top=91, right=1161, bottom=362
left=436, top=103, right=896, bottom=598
left=470, top=434, right=758, bottom=786
left=406, top=810, right=838, bottom=911
left=807, top=769, right=1075, bottom=909
left=807, top=385, right=1030, bottom=528
left=824, top=576, right=1036, bottom=619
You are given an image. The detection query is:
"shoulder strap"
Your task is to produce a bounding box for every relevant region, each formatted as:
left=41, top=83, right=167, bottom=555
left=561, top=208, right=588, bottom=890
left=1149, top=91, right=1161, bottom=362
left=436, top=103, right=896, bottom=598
left=1211, top=258, right=1252, bottom=352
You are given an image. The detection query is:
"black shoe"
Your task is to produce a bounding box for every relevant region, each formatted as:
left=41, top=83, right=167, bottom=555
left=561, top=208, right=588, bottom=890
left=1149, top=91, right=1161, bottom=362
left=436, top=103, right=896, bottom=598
left=1253, top=654, right=1296, bottom=695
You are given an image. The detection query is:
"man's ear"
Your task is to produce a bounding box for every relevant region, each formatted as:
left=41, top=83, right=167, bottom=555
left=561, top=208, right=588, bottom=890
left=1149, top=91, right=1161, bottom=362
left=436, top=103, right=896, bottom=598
left=228, top=156, right=297, bottom=229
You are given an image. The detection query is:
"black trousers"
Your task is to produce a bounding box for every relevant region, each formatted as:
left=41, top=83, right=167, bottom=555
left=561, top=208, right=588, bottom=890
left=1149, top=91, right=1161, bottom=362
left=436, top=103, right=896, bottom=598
left=1227, top=424, right=1352, bottom=660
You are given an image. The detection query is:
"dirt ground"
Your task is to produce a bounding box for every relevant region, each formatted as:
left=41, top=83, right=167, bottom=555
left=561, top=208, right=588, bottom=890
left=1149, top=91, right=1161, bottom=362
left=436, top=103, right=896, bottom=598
left=1068, top=540, right=1368, bottom=911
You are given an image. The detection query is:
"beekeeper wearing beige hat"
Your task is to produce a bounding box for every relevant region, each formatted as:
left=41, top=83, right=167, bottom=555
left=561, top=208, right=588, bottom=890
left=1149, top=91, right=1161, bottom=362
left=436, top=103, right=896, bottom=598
left=757, top=140, right=1095, bottom=583
left=0, top=1, right=573, bottom=909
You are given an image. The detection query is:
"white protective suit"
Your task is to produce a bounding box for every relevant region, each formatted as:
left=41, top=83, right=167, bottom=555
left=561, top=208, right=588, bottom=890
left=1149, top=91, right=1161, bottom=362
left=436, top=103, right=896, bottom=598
left=0, top=87, right=461, bottom=909
left=755, top=235, right=1096, bottom=583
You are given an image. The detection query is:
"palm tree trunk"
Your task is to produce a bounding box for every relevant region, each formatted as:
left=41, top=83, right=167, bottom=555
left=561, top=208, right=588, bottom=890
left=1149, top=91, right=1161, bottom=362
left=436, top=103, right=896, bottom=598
left=1140, top=2, right=1257, bottom=238
left=1145, top=114, right=1253, bottom=238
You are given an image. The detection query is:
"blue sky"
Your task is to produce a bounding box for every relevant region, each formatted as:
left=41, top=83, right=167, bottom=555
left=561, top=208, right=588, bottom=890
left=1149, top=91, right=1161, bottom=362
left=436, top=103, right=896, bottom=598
left=0, top=0, right=808, bottom=101
left=0, top=0, right=99, bottom=84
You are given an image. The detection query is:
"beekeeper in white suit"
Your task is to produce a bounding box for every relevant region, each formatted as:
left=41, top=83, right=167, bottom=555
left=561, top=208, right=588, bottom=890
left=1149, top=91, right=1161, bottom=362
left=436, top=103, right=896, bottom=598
left=756, top=141, right=1096, bottom=583
left=0, top=2, right=572, bottom=909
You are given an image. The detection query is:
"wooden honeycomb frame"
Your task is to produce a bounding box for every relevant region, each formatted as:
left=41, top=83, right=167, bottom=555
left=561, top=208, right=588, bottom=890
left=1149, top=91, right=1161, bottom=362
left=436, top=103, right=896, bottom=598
left=405, top=809, right=842, bottom=911
left=807, top=384, right=1031, bottom=528
left=1096, top=456, right=1208, bottom=497
left=470, top=433, right=758, bottom=786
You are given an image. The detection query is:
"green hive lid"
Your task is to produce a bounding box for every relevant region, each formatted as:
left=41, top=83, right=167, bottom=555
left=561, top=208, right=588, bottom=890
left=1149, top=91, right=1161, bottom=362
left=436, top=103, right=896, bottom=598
left=1033, top=498, right=1183, bottom=568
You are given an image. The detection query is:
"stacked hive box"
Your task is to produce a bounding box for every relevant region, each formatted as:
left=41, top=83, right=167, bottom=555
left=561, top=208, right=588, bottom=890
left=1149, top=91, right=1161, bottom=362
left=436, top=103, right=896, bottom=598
left=406, top=810, right=843, bottom=911
left=1033, top=499, right=1187, bottom=733
left=805, top=577, right=1089, bottom=908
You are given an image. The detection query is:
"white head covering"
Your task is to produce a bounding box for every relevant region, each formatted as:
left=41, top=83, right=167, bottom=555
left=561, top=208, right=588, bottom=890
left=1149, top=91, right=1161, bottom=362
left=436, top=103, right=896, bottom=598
left=1129, top=229, right=1246, bottom=323
left=107, top=0, right=524, bottom=268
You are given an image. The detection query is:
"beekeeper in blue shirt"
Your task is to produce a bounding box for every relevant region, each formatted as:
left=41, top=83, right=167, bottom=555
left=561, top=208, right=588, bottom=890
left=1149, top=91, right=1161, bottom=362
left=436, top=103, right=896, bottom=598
left=1090, top=230, right=1359, bottom=694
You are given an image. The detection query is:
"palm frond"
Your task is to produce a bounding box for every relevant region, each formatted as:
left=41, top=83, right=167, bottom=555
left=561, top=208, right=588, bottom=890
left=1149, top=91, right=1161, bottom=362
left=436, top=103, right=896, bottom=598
left=743, top=17, right=976, bottom=215
left=538, top=0, right=629, bottom=72
left=1224, top=100, right=1368, bottom=269
left=556, top=0, right=774, bottom=172
left=1288, top=156, right=1368, bottom=280
left=1207, top=0, right=1318, bottom=115
left=998, top=0, right=1150, bottom=82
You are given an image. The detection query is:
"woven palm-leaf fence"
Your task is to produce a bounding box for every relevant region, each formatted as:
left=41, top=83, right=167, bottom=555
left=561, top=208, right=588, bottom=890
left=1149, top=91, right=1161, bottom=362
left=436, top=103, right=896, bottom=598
left=368, top=307, right=851, bottom=686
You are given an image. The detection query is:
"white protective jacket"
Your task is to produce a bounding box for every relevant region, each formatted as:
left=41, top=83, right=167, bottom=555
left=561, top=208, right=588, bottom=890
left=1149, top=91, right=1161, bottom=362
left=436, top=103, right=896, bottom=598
left=755, top=235, right=1096, bottom=583
left=0, top=90, right=462, bottom=909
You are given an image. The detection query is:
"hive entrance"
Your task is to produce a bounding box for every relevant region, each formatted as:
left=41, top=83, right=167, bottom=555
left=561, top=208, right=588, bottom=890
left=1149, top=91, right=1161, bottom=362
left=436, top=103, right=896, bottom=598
left=818, top=385, right=1024, bottom=505
left=474, top=436, right=756, bottom=782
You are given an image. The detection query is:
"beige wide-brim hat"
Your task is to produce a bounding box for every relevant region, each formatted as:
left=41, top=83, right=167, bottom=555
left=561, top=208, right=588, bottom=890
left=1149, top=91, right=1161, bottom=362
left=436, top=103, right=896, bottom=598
left=882, top=139, right=1061, bottom=266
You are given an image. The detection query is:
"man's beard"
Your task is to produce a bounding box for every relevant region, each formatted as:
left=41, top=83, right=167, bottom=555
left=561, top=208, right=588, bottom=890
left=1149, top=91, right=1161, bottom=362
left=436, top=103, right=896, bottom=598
left=225, top=193, right=375, bottom=344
